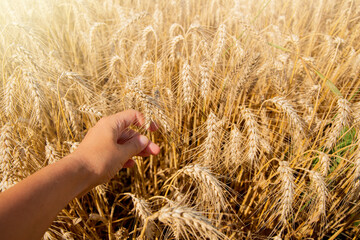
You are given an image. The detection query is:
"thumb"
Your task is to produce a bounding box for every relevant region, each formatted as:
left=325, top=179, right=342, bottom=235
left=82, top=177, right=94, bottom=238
left=120, top=134, right=149, bottom=159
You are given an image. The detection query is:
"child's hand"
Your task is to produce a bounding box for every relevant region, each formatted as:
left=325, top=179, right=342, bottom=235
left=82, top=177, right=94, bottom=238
left=71, top=109, right=160, bottom=186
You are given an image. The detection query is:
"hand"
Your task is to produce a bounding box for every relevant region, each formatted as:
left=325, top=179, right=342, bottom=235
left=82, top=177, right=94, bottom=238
left=71, top=109, right=160, bottom=187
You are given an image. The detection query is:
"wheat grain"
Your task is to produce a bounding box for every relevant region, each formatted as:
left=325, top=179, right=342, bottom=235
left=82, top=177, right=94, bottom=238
left=169, top=23, right=184, bottom=38
left=169, top=35, right=184, bottom=63
left=0, top=123, right=13, bottom=173
left=0, top=123, right=18, bottom=191
left=153, top=4, right=163, bottom=30
left=89, top=22, right=105, bottom=51
left=139, top=60, right=154, bottom=77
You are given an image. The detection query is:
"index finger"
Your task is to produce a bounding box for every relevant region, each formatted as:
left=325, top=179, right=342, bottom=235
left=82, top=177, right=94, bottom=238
left=110, top=109, right=146, bottom=131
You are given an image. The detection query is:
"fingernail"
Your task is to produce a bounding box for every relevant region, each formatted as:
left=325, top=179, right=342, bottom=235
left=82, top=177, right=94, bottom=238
left=139, top=135, right=149, bottom=146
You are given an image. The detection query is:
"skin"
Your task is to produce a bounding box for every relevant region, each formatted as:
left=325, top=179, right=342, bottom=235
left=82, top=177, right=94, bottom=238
left=0, top=109, right=160, bottom=240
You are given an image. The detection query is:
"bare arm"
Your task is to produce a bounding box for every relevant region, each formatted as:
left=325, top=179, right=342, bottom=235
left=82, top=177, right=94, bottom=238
left=0, top=109, right=160, bottom=240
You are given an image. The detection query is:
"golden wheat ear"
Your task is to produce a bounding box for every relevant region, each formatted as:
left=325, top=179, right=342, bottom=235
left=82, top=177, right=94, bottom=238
left=156, top=204, right=227, bottom=240
left=277, top=161, right=296, bottom=226
left=124, top=193, right=155, bottom=239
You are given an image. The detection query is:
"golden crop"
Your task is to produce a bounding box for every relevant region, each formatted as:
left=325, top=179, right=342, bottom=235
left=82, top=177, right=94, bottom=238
left=1, top=0, right=360, bottom=239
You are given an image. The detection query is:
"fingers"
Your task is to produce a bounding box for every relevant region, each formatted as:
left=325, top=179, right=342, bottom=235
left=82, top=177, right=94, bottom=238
left=111, top=109, right=145, bottom=130
left=149, top=122, right=159, bottom=132
left=123, top=142, right=160, bottom=168
left=136, top=142, right=161, bottom=157
left=123, top=159, right=136, bottom=168
left=117, top=128, right=140, bottom=144
left=117, top=125, right=160, bottom=157
left=108, top=110, right=159, bottom=137
left=107, top=110, right=161, bottom=162
left=144, top=141, right=161, bottom=155
left=120, top=134, right=150, bottom=159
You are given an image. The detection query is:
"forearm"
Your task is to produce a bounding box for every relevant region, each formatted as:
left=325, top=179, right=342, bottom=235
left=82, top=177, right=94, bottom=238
left=0, top=155, right=94, bottom=240
left=0, top=110, right=160, bottom=240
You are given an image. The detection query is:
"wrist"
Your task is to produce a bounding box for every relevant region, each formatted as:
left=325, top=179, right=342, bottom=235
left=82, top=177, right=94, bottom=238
left=61, top=154, right=98, bottom=196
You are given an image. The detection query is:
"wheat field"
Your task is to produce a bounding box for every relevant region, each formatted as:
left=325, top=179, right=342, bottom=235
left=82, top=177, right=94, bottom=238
left=1, top=0, right=360, bottom=239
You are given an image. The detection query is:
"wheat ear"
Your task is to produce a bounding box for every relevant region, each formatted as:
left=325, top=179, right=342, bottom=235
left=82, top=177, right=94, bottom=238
left=213, top=23, right=226, bottom=66
left=199, top=61, right=211, bottom=98
left=3, top=76, right=16, bottom=117
left=128, top=83, right=171, bottom=131
left=240, top=106, right=262, bottom=167
left=203, top=112, right=222, bottom=166
left=181, top=61, right=193, bottom=105
left=269, top=96, right=306, bottom=139
left=24, top=71, right=43, bottom=126
left=277, top=161, right=295, bottom=225
left=78, top=105, right=103, bottom=118
left=0, top=123, right=18, bottom=191
left=309, top=170, right=328, bottom=222
left=157, top=205, right=226, bottom=239
left=181, top=164, right=228, bottom=213
left=228, top=126, right=243, bottom=168
left=318, top=152, right=330, bottom=177
left=63, top=99, right=80, bottom=135
left=324, top=98, right=352, bottom=149
left=169, top=35, right=184, bottom=62
left=45, top=139, right=58, bottom=165
left=125, top=193, right=154, bottom=239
